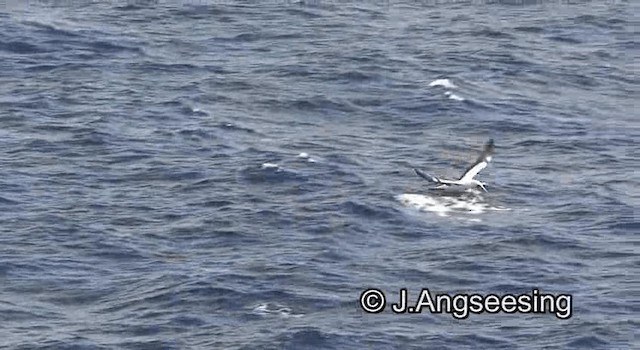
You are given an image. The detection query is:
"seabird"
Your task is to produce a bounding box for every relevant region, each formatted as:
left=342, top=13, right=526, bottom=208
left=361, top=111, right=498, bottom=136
left=414, top=139, right=495, bottom=192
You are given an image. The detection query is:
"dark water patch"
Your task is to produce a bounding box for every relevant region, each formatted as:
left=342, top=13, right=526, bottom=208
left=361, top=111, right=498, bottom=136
left=482, top=51, right=535, bottom=67
left=265, top=95, right=358, bottom=115
left=322, top=153, right=362, bottom=167
left=171, top=5, right=232, bottom=20
left=179, top=284, right=249, bottom=310
left=486, top=118, right=539, bottom=133
left=137, top=167, right=205, bottom=183
left=129, top=61, right=219, bottom=74
left=284, top=7, right=324, bottom=19
left=607, top=220, right=640, bottom=233
left=582, top=247, right=636, bottom=260
left=106, top=152, right=153, bottom=165
left=439, top=258, right=495, bottom=275
left=115, top=340, right=180, bottom=350
left=456, top=334, right=516, bottom=348
left=502, top=233, right=586, bottom=252
left=18, top=340, right=114, bottom=350
left=43, top=286, right=113, bottom=306
left=85, top=40, right=144, bottom=55
left=272, top=328, right=336, bottom=349
left=228, top=32, right=260, bottom=43
left=0, top=41, right=45, bottom=54
left=206, top=77, right=255, bottom=92
left=547, top=35, right=582, bottom=45
left=0, top=308, right=45, bottom=323
left=336, top=70, right=379, bottom=82
left=114, top=1, right=160, bottom=11
left=171, top=314, right=206, bottom=327
left=0, top=96, right=50, bottom=111
left=550, top=71, right=600, bottom=88
left=514, top=25, right=544, bottom=33
left=14, top=138, right=62, bottom=154
left=351, top=5, right=387, bottom=19
left=573, top=14, right=626, bottom=30
left=271, top=182, right=325, bottom=197
left=23, top=62, right=91, bottom=72
left=200, top=200, right=234, bottom=208
left=0, top=196, right=20, bottom=205
left=390, top=98, right=448, bottom=113
left=100, top=284, right=185, bottom=314
left=65, top=130, right=113, bottom=147
left=92, top=242, right=150, bottom=262
left=270, top=32, right=307, bottom=40
left=22, top=21, right=81, bottom=38
left=177, top=128, right=215, bottom=140
left=272, top=64, right=319, bottom=78
left=235, top=147, right=282, bottom=160
left=349, top=97, right=388, bottom=108
left=565, top=335, right=609, bottom=348
left=512, top=139, right=554, bottom=154
left=292, top=96, right=354, bottom=113
left=240, top=165, right=308, bottom=185
left=340, top=200, right=393, bottom=220
left=474, top=28, right=516, bottom=40
left=178, top=177, right=232, bottom=193
left=114, top=4, right=146, bottom=11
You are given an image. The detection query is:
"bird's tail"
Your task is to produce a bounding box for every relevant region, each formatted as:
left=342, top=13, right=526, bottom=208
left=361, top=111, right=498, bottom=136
left=413, top=168, right=442, bottom=184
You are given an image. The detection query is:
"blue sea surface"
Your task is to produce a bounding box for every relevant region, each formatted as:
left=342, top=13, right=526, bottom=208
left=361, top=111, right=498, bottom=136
left=0, top=1, right=638, bottom=349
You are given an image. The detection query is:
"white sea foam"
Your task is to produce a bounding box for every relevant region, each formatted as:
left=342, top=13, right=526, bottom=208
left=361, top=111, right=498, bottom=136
left=429, top=78, right=457, bottom=89
left=297, top=152, right=316, bottom=163
left=261, top=162, right=280, bottom=169
left=396, top=193, right=509, bottom=219
left=189, top=106, right=209, bottom=115
left=252, top=303, right=303, bottom=318
left=445, top=91, right=465, bottom=101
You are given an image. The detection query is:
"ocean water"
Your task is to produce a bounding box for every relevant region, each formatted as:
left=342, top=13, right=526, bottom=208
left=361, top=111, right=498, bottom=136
left=0, top=1, right=638, bottom=349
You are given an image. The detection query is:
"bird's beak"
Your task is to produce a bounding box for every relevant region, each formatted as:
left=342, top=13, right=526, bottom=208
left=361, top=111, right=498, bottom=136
left=480, top=184, right=488, bottom=192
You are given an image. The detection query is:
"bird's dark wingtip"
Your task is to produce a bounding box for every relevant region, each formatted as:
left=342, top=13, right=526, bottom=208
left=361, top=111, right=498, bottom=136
left=414, top=168, right=438, bottom=183
left=485, top=139, right=495, bottom=153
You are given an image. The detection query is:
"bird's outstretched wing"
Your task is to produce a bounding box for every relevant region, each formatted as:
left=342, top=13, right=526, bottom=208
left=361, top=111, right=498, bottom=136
left=414, top=168, right=441, bottom=183
left=458, top=139, right=495, bottom=182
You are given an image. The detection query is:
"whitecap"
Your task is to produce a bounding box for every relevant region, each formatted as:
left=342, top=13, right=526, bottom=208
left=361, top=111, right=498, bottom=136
left=190, top=106, right=209, bottom=115
left=252, top=303, right=303, bottom=318
left=429, top=78, right=457, bottom=89
left=396, top=193, right=509, bottom=219
left=398, top=193, right=452, bottom=217
left=261, top=162, right=280, bottom=169
left=297, top=152, right=316, bottom=163
left=445, top=91, right=465, bottom=101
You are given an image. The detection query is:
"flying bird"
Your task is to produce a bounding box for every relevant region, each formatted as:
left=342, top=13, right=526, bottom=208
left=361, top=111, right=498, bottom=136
left=414, top=139, right=495, bottom=192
